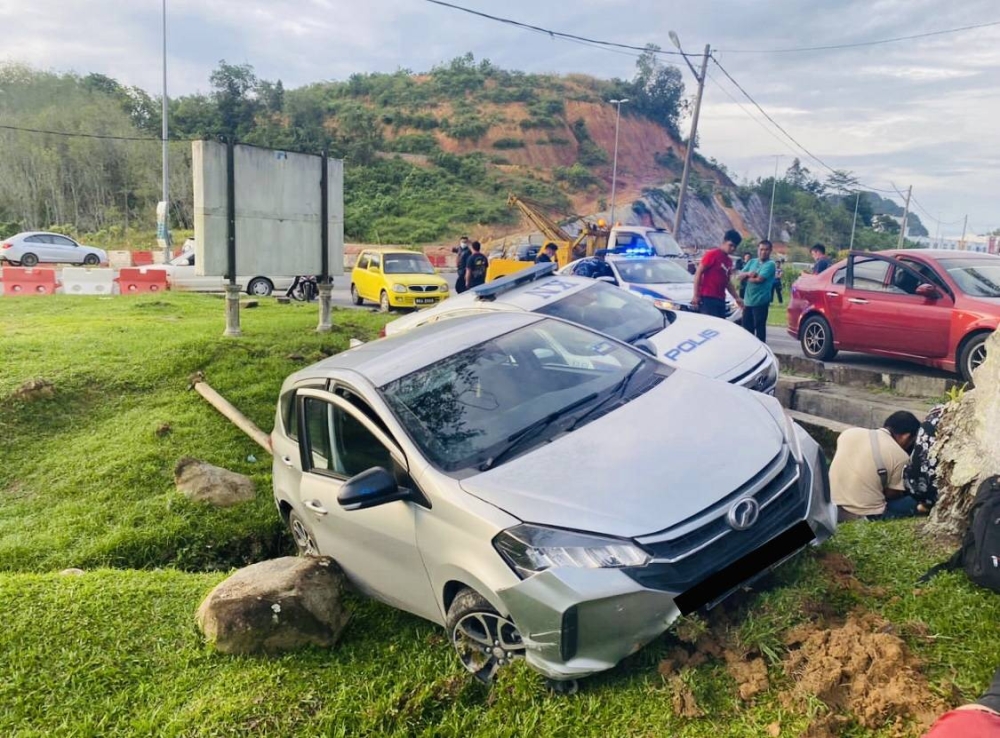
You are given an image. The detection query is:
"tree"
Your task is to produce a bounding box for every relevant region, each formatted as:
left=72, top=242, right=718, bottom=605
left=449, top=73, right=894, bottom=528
left=871, top=214, right=901, bottom=234
left=627, top=46, right=685, bottom=138
left=825, top=169, right=859, bottom=195
left=209, top=61, right=260, bottom=138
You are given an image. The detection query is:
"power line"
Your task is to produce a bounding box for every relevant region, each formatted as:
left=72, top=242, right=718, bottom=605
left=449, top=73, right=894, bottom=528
left=717, top=19, right=1000, bottom=53
left=708, top=56, right=898, bottom=195
left=422, top=0, right=688, bottom=57
left=0, top=122, right=170, bottom=142
left=704, top=70, right=801, bottom=157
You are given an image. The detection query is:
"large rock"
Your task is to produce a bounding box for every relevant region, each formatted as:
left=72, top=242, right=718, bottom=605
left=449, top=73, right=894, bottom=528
left=174, top=456, right=255, bottom=507
left=927, top=330, right=1000, bottom=538
left=196, top=556, right=351, bottom=654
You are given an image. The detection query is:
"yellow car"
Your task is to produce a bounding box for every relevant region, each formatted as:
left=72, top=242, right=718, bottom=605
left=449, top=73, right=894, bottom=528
left=350, top=249, right=450, bottom=312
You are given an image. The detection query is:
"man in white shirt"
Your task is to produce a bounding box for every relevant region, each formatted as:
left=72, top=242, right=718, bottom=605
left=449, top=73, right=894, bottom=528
left=829, top=411, right=921, bottom=521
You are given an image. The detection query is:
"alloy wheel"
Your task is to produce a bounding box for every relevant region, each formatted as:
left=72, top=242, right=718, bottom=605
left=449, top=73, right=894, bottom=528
left=969, top=342, right=988, bottom=375
left=290, top=515, right=319, bottom=556
left=451, top=611, right=525, bottom=683
left=803, top=322, right=826, bottom=355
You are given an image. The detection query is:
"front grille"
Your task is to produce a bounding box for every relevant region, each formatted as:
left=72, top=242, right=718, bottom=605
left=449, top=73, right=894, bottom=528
left=409, top=285, right=439, bottom=293
left=624, top=450, right=809, bottom=593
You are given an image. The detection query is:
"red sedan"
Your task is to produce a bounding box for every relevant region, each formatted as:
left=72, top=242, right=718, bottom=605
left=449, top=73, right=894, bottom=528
left=788, top=249, right=998, bottom=382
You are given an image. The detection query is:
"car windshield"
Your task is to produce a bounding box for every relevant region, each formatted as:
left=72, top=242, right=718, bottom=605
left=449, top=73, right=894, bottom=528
left=534, top=281, right=666, bottom=344
left=614, top=258, right=693, bottom=285
left=379, top=319, right=658, bottom=472
left=939, top=258, right=1000, bottom=298
left=647, top=231, right=684, bottom=257
left=383, top=254, right=435, bottom=274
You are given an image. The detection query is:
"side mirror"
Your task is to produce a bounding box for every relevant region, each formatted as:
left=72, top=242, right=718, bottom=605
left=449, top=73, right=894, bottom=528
left=369, top=264, right=379, bottom=272
left=597, top=276, right=617, bottom=285
left=915, top=283, right=940, bottom=299
left=337, top=467, right=408, bottom=511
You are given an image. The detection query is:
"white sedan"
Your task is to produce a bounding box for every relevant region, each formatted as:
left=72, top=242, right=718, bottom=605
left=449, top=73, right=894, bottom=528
left=386, top=264, right=778, bottom=394
left=561, top=254, right=742, bottom=323
left=157, top=247, right=295, bottom=297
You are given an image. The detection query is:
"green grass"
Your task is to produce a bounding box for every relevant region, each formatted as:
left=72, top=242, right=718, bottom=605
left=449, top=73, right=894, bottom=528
left=766, top=301, right=789, bottom=327
left=0, top=294, right=391, bottom=572
left=2, top=295, right=998, bottom=737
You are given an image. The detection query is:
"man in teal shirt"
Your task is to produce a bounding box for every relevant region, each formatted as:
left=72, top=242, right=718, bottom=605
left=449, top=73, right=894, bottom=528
left=736, top=239, right=777, bottom=341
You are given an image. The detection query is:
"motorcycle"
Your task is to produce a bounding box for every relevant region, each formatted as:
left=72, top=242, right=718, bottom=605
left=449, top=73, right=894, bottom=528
left=287, top=275, right=320, bottom=302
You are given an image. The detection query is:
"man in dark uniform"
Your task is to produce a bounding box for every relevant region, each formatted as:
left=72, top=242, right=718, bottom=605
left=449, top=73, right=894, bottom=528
left=535, top=243, right=558, bottom=264
left=574, top=249, right=614, bottom=280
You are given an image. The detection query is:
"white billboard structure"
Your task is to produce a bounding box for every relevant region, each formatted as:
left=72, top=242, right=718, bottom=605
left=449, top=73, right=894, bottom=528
left=192, top=140, right=345, bottom=334
left=192, top=140, right=344, bottom=280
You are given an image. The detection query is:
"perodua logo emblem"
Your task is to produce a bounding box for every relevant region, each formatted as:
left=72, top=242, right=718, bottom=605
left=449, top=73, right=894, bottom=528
left=727, top=498, right=760, bottom=530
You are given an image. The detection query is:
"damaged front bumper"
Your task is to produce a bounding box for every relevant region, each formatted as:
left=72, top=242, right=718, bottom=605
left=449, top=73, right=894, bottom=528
left=497, top=566, right=681, bottom=681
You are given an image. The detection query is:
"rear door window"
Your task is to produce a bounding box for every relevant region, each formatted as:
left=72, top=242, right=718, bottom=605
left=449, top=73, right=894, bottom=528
left=850, top=258, right=892, bottom=292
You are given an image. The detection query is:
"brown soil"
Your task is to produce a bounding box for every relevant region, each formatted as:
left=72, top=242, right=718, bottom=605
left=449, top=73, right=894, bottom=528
left=11, top=378, right=54, bottom=401
left=783, top=611, right=947, bottom=736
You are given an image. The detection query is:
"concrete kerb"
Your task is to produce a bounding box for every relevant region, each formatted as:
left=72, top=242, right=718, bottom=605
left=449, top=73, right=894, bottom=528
left=773, top=351, right=958, bottom=398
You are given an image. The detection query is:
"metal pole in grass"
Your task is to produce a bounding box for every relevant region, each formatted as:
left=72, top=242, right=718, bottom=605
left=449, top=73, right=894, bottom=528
left=224, top=137, right=241, bottom=337
left=317, top=150, right=333, bottom=333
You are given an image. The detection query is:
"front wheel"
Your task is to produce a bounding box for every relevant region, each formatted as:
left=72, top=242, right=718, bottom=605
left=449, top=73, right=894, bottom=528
left=246, top=277, right=273, bottom=297
left=83, top=254, right=100, bottom=266
left=288, top=510, right=320, bottom=557
left=447, top=588, right=524, bottom=684
left=800, top=315, right=837, bottom=361
left=958, top=332, right=989, bottom=384
left=379, top=290, right=391, bottom=313
left=350, top=283, right=363, bottom=306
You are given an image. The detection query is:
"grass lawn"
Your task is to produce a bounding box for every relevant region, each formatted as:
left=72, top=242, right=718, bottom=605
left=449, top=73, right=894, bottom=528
left=1, top=294, right=998, bottom=737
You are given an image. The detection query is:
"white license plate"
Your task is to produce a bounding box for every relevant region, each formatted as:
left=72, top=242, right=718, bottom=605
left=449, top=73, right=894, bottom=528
left=415, top=297, right=435, bottom=305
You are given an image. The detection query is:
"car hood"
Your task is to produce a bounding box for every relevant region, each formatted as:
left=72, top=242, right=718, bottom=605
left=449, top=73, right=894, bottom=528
left=384, top=273, right=448, bottom=286
left=646, top=311, right=769, bottom=378
left=628, top=283, right=697, bottom=303
left=459, top=371, right=786, bottom=538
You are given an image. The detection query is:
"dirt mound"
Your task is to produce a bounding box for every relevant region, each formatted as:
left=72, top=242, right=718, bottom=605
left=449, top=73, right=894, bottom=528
left=783, top=611, right=947, bottom=736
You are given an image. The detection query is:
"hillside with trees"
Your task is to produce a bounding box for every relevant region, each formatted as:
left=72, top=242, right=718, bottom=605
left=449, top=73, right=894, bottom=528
left=1, top=51, right=723, bottom=246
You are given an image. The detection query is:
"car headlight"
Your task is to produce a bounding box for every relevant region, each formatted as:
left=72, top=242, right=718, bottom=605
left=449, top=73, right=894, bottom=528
left=637, top=293, right=684, bottom=311
left=493, top=524, right=650, bottom=579
left=440, top=284, right=449, bottom=292
left=783, top=411, right=804, bottom=461
left=392, top=283, right=407, bottom=293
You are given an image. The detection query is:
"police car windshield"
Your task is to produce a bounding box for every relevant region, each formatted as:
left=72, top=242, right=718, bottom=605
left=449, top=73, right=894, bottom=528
left=378, top=318, right=655, bottom=472
left=384, top=254, right=435, bottom=274
left=614, top=258, right=693, bottom=285
left=534, top=281, right=666, bottom=344
left=647, top=231, right=684, bottom=257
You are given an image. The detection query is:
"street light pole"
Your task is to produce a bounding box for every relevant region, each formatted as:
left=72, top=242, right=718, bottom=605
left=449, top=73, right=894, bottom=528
left=608, top=98, right=629, bottom=225
left=849, top=191, right=860, bottom=250
left=160, top=0, right=171, bottom=264
left=670, top=35, right=710, bottom=242
left=767, top=154, right=780, bottom=241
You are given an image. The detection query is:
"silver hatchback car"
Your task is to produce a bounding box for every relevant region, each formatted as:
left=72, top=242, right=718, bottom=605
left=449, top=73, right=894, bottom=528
left=0, top=231, right=107, bottom=267
left=271, top=312, right=836, bottom=686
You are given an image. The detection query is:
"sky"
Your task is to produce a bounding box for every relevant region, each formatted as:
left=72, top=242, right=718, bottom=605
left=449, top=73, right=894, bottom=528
left=2, top=0, right=998, bottom=237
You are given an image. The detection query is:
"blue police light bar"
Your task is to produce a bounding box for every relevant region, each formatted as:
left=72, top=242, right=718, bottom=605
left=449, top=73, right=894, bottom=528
left=473, top=262, right=558, bottom=301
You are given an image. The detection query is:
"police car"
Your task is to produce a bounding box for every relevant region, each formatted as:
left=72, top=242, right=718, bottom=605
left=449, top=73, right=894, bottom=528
left=560, top=253, right=742, bottom=323
left=385, top=264, right=779, bottom=394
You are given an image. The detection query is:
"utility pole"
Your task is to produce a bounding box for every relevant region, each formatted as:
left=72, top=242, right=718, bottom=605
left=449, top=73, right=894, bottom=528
left=159, top=0, right=171, bottom=264
left=608, top=98, right=629, bottom=225
left=670, top=34, right=710, bottom=241
left=767, top=154, right=780, bottom=241
left=849, top=191, right=860, bottom=250
left=896, top=185, right=912, bottom=249
left=960, top=215, right=968, bottom=250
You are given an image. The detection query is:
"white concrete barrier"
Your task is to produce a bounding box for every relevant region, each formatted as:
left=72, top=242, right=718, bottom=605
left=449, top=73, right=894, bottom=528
left=60, top=267, right=116, bottom=295
left=108, top=250, right=132, bottom=269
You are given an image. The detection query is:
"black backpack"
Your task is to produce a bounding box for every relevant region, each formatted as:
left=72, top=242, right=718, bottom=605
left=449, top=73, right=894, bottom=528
left=921, top=475, right=1000, bottom=593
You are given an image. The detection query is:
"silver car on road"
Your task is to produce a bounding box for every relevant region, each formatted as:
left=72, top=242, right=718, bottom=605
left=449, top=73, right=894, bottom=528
left=0, top=231, right=107, bottom=267
left=272, top=312, right=836, bottom=685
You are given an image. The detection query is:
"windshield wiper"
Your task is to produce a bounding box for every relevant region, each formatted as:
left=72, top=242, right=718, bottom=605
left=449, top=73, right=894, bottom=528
left=567, top=361, right=645, bottom=432
left=479, top=392, right=599, bottom=471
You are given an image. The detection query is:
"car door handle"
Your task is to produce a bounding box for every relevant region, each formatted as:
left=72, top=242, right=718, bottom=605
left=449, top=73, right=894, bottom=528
left=847, top=298, right=869, bottom=304
left=825, top=292, right=839, bottom=297
left=304, top=499, right=329, bottom=516
left=281, top=455, right=295, bottom=467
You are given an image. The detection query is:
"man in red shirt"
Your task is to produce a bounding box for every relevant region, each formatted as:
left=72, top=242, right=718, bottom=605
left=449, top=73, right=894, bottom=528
left=691, top=229, right=745, bottom=319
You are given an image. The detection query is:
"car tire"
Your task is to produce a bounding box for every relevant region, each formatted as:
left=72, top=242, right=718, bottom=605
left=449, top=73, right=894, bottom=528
left=379, top=290, right=391, bottom=313
left=83, top=254, right=100, bottom=266
left=288, top=510, right=320, bottom=557
left=350, top=283, right=363, bottom=306
left=446, top=587, right=524, bottom=684
left=246, top=277, right=273, bottom=297
left=21, top=253, right=39, bottom=267
left=958, top=332, right=990, bottom=384
left=800, top=315, right=837, bottom=361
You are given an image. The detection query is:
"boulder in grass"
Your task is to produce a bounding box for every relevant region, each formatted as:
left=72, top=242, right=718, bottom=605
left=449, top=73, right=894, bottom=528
left=196, top=556, right=351, bottom=654
left=174, top=456, right=255, bottom=507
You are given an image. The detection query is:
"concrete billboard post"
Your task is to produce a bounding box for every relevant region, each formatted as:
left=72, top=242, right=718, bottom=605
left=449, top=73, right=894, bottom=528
left=192, top=140, right=345, bottom=336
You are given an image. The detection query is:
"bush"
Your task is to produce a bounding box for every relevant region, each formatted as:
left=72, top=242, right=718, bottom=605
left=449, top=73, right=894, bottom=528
left=386, top=133, right=439, bottom=155
left=492, top=137, right=525, bottom=150
left=553, top=163, right=601, bottom=191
